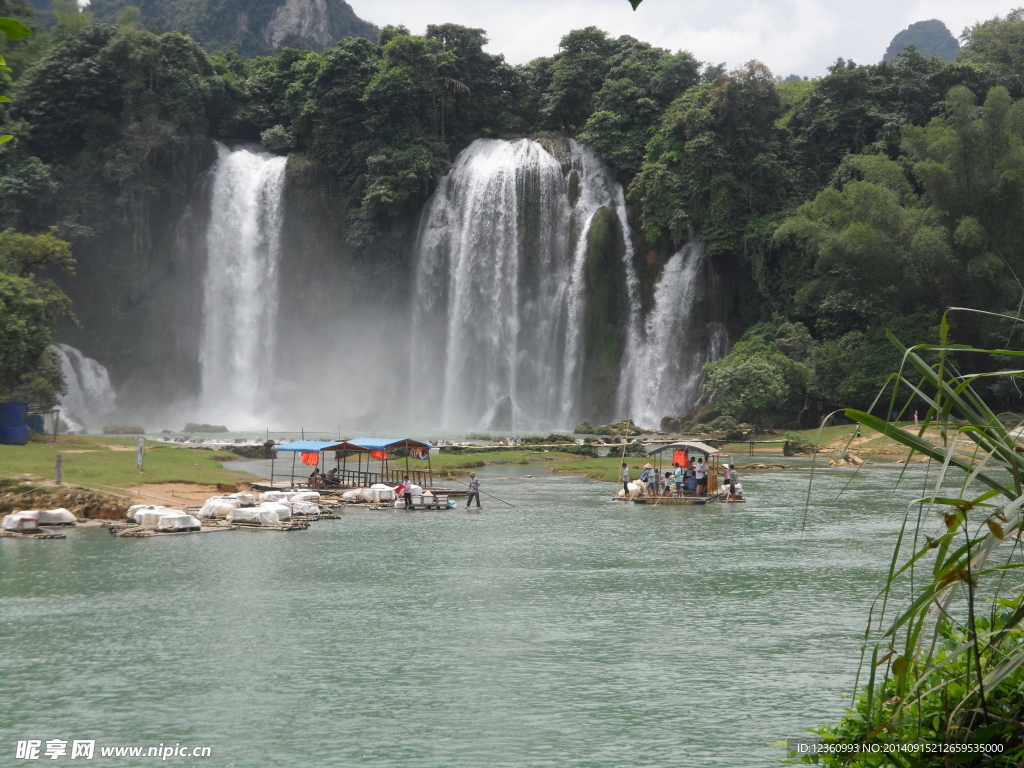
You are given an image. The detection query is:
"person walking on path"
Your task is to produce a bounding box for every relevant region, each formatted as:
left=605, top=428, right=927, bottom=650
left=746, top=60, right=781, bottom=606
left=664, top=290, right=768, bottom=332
left=621, top=463, right=630, bottom=496
left=466, top=473, right=482, bottom=509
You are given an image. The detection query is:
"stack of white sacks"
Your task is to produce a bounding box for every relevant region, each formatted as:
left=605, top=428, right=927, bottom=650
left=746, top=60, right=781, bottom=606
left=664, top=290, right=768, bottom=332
left=2, top=508, right=77, bottom=529
left=616, top=481, right=645, bottom=499
left=195, top=489, right=321, bottom=525
left=341, top=484, right=397, bottom=504
left=2, top=512, right=41, bottom=532
left=394, top=485, right=426, bottom=509
left=126, top=504, right=201, bottom=531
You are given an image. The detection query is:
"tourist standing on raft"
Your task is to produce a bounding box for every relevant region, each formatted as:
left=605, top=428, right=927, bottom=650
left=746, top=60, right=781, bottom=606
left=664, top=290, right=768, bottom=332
left=466, top=473, right=482, bottom=509
left=695, top=458, right=707, bottom=495
left=621, top=463, right=630, bottom=496
left=642, top=463, right=657, bottom=495
left=402, top=475, right=412, bottom=508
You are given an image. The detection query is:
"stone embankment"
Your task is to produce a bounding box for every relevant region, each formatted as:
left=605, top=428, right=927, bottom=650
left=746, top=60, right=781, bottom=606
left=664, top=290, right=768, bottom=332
left=1, top=485, right=130, bottom=519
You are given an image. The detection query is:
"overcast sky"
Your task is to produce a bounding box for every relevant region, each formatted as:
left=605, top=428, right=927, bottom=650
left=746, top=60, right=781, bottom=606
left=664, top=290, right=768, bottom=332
left=347, top=0, right=1019, bottom=77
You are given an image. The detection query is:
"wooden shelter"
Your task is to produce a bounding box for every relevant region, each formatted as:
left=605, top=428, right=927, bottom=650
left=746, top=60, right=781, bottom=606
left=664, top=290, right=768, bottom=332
left=331, top=437, right=433, bottom=488
left=645, top=440, right=721, bottom=496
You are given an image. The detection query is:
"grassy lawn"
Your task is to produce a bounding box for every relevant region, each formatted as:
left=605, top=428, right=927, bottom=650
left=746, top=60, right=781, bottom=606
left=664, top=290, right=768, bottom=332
left=0, top=435, right=258, bottom=490
left=429, top=448, right=652, bottom=483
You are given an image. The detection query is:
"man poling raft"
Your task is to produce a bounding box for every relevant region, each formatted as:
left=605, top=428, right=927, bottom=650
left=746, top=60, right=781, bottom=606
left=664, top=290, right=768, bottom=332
left=448, top=475, right=517, bottom=508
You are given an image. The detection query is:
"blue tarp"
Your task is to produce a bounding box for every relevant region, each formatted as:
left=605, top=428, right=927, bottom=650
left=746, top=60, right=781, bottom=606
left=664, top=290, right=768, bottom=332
left=274, top=440, right=346, bottom=453
left=0, top=402, right=29, bottom=445
left=350, top=437, right=430, bottom=450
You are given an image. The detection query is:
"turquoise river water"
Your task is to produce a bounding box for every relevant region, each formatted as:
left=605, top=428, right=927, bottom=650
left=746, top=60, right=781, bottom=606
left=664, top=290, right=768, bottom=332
left=1, top=461, right=947, bottom=767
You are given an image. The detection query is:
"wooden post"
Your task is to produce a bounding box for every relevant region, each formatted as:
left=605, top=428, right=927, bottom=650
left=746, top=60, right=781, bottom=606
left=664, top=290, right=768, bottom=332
left=270, top=451, right=275, bottom=486
left=290, top=451, right=296, bottom=488
left=427, top=448, right=433, bottom=488
left=55, top=454, right=62, bottom=485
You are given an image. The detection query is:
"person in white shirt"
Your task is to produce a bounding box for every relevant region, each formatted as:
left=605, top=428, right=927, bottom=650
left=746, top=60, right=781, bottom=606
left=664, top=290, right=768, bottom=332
left=694, top=458, right=707, bottom=495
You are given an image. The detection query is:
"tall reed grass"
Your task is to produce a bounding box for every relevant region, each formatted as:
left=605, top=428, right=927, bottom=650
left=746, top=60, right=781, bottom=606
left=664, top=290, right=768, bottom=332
left=804, top=309, right=1024, bottom=765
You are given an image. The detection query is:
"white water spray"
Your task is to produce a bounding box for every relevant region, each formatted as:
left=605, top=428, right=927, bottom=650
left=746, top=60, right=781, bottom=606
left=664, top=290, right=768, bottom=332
left=409, top=138, right=634, bottom=430
left=198, top=143, right=287, bottom=427
left=619, top=242, right=729, bottom=428
left=51, top=343, right=116, bottom=432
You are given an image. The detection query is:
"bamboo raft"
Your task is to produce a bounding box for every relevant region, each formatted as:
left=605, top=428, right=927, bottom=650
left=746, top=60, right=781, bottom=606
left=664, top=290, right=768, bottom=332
left=105, top=517, right=315, bottom=537
left=621, top=493, right=723, bottom=506
left=0, top=529, right=67, bottom=539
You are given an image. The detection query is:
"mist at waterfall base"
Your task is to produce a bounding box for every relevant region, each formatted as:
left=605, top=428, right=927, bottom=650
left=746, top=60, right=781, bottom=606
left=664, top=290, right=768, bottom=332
left=98, top=138, right=728, bottom=434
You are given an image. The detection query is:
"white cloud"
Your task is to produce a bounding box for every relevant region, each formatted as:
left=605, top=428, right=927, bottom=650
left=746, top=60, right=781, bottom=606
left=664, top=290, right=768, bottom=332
left=347, top=0, right=1019, bottom=77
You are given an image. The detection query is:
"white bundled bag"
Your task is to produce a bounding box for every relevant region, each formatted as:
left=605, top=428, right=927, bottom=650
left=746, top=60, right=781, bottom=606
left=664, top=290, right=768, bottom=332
left=130, top=505, right=166, bottom=525
left=259, top=491, right=288, bottom=502
left=2, top=512, right=39, bottom=532
left=342, top=490, right=363, bottom=501
left=227, top=492, right=256, bottom=506
left=287, top=501, right=319, bottom=516
left=157, top=513, right=201, bottom=531
left=290, top=491, right=320, bottom=503
left=227, top=508, right=260, bottom=523
left=198, top=497, right=239, bottom=518
left=37, top=508, right=76, bottom=525
left=260, top=502, right=290, bottom=521
left=256, top=508, right=281, bottom=525
left=370, top=483, right=396, bottom=502
left=616, top=482, right=644, bottom=499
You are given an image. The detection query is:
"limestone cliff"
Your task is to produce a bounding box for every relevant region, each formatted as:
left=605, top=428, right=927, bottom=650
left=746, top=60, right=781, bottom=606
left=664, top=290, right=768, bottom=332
left=265, top=0, right=333, bottom=49
left=81, top=0, right=377, bottom=55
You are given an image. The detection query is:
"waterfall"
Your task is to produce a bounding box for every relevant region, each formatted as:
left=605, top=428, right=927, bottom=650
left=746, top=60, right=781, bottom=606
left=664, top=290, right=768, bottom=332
left=198, top=143, right=287, bottom=427
left=619, top=242, right=729, bottom=428
left=51, top=343, right=116, bottom=432
left=409, top=138, right=634, bottom=431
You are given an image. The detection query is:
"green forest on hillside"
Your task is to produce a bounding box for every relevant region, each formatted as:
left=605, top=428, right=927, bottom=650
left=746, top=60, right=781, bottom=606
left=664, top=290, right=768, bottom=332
left=5, top=4, right=1024, bottom=426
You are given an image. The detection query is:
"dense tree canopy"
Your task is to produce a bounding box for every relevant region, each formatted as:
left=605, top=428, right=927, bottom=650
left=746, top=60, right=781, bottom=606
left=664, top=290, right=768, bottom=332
left=4, top=2, right=1024, bottom=421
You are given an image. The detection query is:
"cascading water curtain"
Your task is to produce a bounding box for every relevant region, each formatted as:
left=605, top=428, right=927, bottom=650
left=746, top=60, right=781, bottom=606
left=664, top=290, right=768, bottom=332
left=409, top=138, right=636, bottom=431
left=198, top=142, right=287, bottom=427
left=618, top=242, right=729, bottom=428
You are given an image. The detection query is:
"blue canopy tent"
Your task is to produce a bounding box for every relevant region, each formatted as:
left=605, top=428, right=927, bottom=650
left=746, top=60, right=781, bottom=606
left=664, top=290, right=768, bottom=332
left=271, top=440, right=352, bottom=487
left=268, top=438, right=433, bottom=489
left=339, top=438, right=433, bottom=488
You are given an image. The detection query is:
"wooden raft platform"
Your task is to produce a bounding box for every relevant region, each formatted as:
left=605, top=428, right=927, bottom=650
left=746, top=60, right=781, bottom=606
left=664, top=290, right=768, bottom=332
left=0, top=529, right=67, bottom=539
left=617, top=492, right=725, bottom=506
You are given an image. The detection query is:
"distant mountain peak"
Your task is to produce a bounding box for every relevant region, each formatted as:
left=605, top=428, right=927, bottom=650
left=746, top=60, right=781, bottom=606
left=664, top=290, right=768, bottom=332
left=883, top=19, right=959, bottom=63
left=36, top=0, right=378, bottom=56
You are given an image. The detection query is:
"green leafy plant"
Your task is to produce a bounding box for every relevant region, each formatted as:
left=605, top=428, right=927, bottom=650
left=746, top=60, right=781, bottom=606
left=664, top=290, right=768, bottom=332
left=806, top=309, right=1024, bottom=763
left=0, top=14, right=29, bottom=144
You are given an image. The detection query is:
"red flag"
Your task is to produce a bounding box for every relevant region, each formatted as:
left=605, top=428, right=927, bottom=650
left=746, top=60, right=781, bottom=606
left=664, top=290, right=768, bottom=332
left=300, top=451, right=319, bottom=466
left=370, top=449, right=386, bottom=461
left=673, top=449, right=690, bottom=468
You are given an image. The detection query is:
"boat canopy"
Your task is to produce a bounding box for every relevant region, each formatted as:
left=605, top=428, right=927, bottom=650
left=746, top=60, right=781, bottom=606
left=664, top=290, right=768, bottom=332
left=348, top=437, right=431, bottom=451
left=274, top=440, right=349, bottom=453
left=646, top=440, right=720, bottom=458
